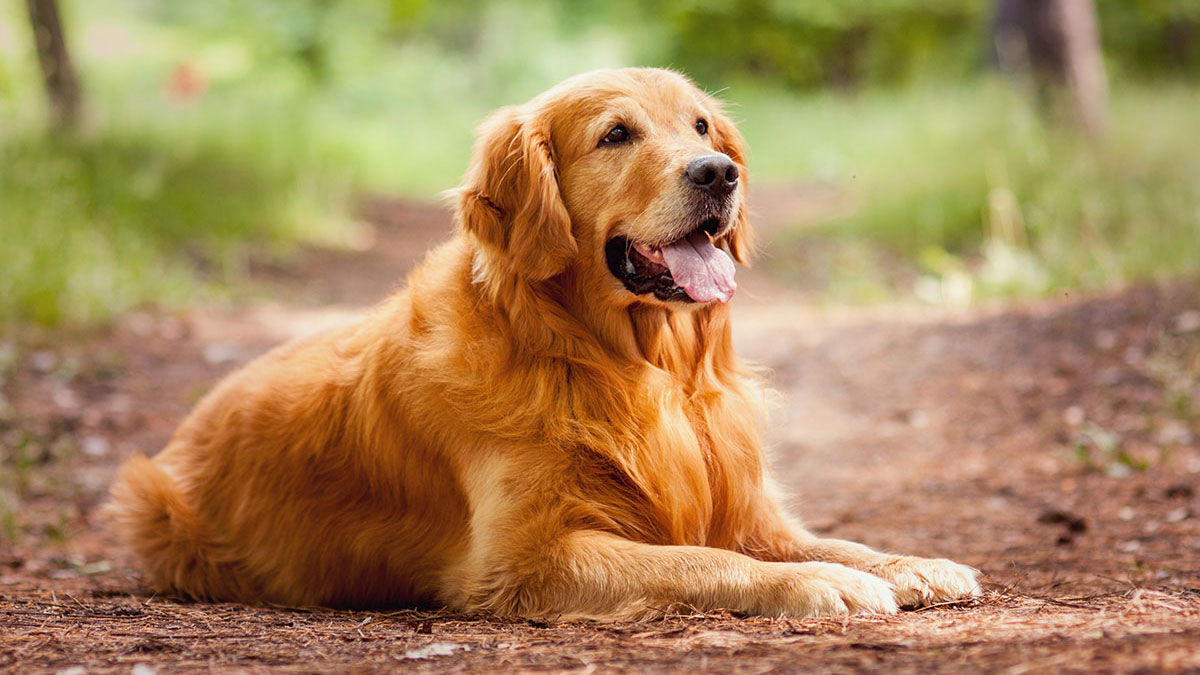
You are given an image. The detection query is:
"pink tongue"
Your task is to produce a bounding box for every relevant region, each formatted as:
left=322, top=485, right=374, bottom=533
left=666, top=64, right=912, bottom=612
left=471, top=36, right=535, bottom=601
left=660, top=231, right=737, bottom=303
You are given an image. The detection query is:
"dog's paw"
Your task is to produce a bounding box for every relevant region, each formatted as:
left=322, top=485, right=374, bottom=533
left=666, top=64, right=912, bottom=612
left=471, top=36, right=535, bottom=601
left=871, top=556, right=981, bottom=608
left=774, top=562, right=899, bottom=618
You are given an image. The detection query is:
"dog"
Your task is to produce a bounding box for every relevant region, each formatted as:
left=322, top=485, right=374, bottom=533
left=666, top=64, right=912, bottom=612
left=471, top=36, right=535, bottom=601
left=108, top=68, right=980, bottom=619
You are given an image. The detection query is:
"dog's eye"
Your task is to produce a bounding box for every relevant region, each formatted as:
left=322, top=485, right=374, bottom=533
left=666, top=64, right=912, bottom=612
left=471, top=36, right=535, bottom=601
left=600, top=124, right=630, bottom=146
left=695, top=119, right=708, bottom=136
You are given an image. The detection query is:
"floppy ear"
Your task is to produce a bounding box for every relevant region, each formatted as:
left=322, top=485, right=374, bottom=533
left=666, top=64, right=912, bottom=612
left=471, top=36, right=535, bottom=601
left=708, top=105, right=755, bottom=265
left=456, top=106, right=576, bottom=281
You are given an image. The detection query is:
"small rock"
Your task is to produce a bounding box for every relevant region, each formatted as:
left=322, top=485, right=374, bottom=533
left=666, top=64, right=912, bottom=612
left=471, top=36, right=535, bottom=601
left=1119, top=540, right=1143, bottom=553
left=31, top=350, right=58, bottom=373
left=80, top=560, right=112, bottom=575
left=203, top=342, right=242, bottom=366
left=82, top=436, right=110, bottom=458
left=131, top=665, right=157, bottom=675
left=1165, top=508, right=1191, bottom=523
left=399, top=643, right=469, bottom=660
left=1174, top=310, right=1200, bottom=334
left=1106, top=463, right=1132, bottom=479
left=1117, top=506, right=1135, bottom=521
left=1063, top=406, right=1086, bottom=426
left=52, top=387, right=80, bottom=411
left=1155, top=422, right=1193, bottom=446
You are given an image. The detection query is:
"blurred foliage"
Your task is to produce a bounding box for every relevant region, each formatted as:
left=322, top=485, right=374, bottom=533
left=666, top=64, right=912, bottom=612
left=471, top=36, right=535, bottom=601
left=655, top=0, right=1200, bottom=89
left=1098, top=0, right=1200, bottom=77
left=1, top=0, right=1199, bottom=328
left=0, top=123, right=349, bottom=327
left=77, top=0, right=1200, bottom=94
left=659, top=0, right=989, bottom=89
left=762, top=81, right=1200, bottom=304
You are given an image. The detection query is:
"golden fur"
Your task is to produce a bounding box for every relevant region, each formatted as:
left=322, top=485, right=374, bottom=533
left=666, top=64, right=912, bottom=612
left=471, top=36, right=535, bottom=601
left=108, top=68, right=979, bottom=619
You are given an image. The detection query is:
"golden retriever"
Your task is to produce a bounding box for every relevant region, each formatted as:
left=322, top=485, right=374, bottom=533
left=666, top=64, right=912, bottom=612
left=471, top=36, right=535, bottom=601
left=108, top=68, right=979, bottom=619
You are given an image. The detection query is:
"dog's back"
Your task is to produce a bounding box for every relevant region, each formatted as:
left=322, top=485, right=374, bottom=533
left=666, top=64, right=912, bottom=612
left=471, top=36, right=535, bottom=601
left=108, top=302, right=471, bottom=607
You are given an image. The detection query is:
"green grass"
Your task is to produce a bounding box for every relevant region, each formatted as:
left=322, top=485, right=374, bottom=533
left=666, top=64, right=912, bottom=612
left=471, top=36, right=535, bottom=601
left=1, top=1, right=1197, bottom=329
left=0, top=3, right=356, bottom=328
left=0, top=120, right=353, bottom=327
left=739, top=80, right=1200, bottom=301
left=0, top=0, right=634, bottom=329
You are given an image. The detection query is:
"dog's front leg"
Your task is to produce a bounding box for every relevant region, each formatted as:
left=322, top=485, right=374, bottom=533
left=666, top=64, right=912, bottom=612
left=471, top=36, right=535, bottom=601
left=450, top=530, right=898, bottom=621
left=742, top=499, right=981, bottom=608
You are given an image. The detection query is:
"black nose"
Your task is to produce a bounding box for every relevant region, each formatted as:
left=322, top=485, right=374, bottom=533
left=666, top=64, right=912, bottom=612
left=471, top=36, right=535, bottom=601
left=685, top=154, right=738, bottom=199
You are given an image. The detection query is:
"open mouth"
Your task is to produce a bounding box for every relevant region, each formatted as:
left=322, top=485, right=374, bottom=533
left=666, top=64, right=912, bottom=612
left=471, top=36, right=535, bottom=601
left=605, top=216, right=737, bottom=304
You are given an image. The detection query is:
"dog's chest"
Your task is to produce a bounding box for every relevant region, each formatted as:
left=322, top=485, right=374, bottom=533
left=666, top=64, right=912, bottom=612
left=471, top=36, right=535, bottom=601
left=608, top=391, right=760, bottom=547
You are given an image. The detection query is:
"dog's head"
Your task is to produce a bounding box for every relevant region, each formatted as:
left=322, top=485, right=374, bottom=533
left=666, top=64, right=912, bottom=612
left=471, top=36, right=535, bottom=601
left=456, top=68, right=752, bottom=309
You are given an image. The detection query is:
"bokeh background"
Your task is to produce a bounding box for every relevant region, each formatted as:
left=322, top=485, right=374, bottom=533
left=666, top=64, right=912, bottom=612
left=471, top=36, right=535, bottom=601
left=2, top=0, right=1198, bottom=327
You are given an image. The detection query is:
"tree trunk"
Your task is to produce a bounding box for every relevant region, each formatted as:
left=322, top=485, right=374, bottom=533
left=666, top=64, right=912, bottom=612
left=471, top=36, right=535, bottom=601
left=26, top=0, right=81, bottom=130
left=1054, top=0, right=1107, bottom=137
left=993, top=0, right=1108, bottom=137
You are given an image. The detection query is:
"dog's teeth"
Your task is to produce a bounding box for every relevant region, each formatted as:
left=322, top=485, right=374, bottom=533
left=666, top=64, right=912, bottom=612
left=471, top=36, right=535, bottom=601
left=633, top=243, right=662, bottom=262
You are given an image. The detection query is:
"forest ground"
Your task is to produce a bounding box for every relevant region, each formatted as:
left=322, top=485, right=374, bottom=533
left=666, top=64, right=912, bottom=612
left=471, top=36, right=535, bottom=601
left=2, top=188, right=1198, bottom=673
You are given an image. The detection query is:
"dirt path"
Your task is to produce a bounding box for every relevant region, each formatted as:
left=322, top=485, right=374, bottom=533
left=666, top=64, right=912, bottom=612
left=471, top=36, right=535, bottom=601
left=2, top=188, right=1199, bottom=672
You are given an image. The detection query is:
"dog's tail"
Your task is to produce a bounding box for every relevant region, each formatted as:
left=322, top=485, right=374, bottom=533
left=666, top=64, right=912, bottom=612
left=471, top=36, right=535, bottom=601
left=107, top=453, right=246, bottom=601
